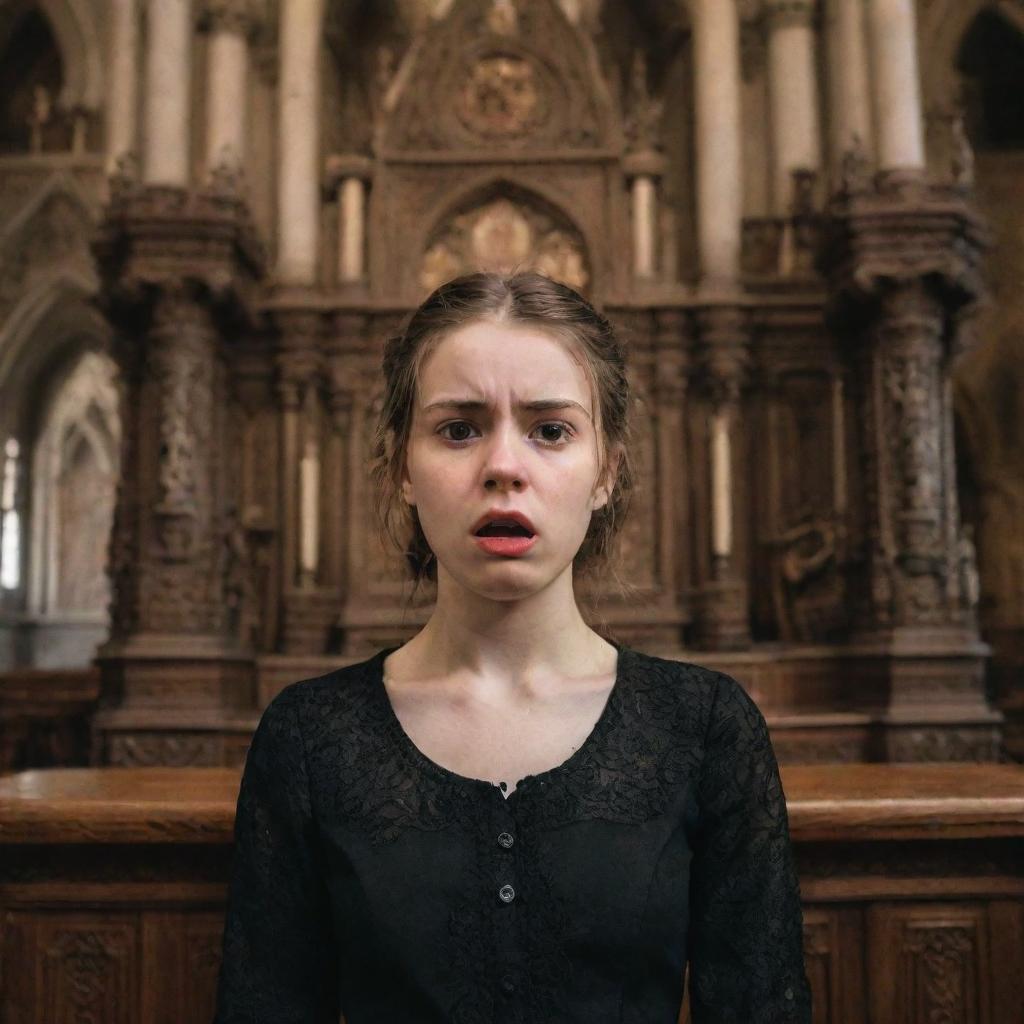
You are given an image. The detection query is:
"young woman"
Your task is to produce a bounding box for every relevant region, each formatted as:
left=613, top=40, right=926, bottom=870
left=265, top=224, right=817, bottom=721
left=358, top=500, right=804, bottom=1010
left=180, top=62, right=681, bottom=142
left=213, top=271, right=812, bottom=1022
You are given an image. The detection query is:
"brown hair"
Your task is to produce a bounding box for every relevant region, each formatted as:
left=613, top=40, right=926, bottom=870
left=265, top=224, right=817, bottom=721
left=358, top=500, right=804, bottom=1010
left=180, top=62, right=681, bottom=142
left=368, top=270, right=641, bottom=625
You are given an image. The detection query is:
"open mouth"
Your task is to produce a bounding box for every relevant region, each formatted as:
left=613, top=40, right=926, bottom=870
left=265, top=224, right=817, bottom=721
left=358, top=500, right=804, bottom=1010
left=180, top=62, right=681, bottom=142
left=474, top=522, right=535, bottom=538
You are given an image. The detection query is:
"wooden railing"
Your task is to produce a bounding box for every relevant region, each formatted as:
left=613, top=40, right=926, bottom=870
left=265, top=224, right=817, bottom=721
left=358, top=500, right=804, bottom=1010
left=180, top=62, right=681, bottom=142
left=1, top=763, right=1022, bottom=1022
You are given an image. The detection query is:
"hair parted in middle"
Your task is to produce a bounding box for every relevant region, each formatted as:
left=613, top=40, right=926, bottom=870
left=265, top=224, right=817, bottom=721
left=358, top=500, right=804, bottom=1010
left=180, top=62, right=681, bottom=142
left=367, top=269, right=642, bottom=621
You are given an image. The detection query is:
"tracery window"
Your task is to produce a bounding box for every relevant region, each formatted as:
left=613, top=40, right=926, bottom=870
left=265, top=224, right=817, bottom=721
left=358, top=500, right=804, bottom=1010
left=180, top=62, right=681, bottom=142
left=28, top=351, right=120, bottom=618
left=0, top=7, right=63, bottom=154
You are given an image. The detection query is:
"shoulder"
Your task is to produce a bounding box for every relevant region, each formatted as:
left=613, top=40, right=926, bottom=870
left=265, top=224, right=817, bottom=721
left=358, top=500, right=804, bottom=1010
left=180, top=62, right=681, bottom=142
left=265, top=648, right=384, bottom=715
left=623, top=645, right=750, bottom=732
left=252, top=649, right=392, bottom=767
left=621, top=645, right=774, bottom=770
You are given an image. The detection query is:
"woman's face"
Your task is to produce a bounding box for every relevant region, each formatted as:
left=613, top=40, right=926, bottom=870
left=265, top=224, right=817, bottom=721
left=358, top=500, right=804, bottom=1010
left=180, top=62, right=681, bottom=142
left=401, top=319, right=616, bottom=600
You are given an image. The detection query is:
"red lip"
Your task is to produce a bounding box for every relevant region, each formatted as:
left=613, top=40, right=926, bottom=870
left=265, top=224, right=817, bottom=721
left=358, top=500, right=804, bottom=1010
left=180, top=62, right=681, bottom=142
left=474, top=535, right=538, bottom=557
left=470, top=508, right=537, bottom=536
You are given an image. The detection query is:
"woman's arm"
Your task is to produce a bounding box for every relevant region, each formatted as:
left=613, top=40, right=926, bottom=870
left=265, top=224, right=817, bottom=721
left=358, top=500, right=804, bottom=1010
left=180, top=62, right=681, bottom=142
left=213, top=688, right=340, bottom=1023
left=686, top=671, right=812, bottom=1022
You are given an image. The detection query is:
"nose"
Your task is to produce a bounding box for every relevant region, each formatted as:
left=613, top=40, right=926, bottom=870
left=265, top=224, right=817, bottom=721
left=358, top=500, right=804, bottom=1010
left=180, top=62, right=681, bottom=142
left=482, top=422, right=526, bottom=491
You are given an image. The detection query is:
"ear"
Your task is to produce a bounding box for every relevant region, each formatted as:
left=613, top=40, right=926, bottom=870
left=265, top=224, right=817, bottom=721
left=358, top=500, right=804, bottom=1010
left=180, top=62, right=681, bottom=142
left=400, top=454, right=416, bottom=507
left=592, top=444, right=622, bottom=512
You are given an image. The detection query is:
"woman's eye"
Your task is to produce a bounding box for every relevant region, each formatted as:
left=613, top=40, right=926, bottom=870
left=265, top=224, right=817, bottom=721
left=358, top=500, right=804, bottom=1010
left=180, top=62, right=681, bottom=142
left=438, top=421, right=573, bottom=445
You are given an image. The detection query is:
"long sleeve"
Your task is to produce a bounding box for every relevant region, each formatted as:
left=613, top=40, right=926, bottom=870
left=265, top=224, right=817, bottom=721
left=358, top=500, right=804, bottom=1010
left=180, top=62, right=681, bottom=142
left=213, top=689, right=340, bottom=1023
left=686, top=671, right=812, bottom=1022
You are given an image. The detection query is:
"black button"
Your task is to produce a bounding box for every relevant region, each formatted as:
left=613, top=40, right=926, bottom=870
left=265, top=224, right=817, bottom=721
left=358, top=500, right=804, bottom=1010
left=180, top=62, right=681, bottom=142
left=497, top=831, right=514, bottom=848
left=498, top=883, right=515, bottom=903
left=500, top=974, right=516, bottom=994
left=784, top=987, right=794, bottom=1000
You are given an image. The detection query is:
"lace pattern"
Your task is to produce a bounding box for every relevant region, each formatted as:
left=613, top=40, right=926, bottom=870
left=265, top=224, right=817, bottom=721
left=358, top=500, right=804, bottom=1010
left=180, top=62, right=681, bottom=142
left=214, top=643, right=813, bottom=1023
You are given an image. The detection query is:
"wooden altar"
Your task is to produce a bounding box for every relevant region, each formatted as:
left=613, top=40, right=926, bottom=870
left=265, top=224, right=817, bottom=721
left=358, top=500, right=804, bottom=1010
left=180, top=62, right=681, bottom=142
left=1, top=763, right=1022, bottom=1023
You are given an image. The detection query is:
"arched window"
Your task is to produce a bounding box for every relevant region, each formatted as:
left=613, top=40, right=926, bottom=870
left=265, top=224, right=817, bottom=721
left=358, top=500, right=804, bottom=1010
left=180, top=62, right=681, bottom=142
left=0, top=6, right=64, bottom=154
left=956, top=8, right=1024, bottom=150
left=29, top=350, right=120, bottom=619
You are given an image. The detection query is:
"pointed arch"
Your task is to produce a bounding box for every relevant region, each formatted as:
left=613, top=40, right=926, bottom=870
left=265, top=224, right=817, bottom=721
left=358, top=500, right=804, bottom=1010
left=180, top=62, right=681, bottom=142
left=415, top=174, right=596, bottom=297
left=0, top=0, right=104, bottom=113
left=918, top=0, right=1024, bottom=113
left=29, top=349, right=120, bottom=619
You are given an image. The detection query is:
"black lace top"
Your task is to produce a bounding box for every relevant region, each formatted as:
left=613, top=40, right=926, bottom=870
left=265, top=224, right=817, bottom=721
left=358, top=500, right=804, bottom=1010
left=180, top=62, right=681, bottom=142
left=213, top=641, right=812, bottom=1023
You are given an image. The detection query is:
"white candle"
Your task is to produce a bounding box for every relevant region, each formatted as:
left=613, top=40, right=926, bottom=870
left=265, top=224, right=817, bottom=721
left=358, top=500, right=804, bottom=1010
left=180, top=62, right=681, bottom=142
left=339, top=176, right=366, bottom=282
left=299, top=444, right=320, bottom=578
left=711, top=411, right=732, bottom=557
left=632, top=175, right=656, bottom=278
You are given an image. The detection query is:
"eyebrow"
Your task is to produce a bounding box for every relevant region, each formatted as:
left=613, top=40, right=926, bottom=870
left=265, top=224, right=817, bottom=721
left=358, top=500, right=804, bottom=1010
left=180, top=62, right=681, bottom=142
left=421, top=398, right=592, bottom=420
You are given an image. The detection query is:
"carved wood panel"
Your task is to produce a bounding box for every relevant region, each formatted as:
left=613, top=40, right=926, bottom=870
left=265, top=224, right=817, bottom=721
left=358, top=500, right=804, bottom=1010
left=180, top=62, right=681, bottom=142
left=3, top=911, right=139, bottom=1024
left=867, top=903, right=993, bottom=1023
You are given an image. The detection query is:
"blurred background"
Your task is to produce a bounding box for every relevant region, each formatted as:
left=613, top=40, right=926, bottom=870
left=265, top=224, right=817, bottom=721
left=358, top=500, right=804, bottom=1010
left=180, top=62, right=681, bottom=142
left=0, top=0, right=1021, bottom=772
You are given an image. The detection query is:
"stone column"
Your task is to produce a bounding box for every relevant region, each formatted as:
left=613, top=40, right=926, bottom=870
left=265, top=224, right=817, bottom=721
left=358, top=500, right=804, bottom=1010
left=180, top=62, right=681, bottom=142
left=765, top=0, right=822, bottom=212
left=691, top=0, right=743, bottom=288
left=105, top=0, right=139, bottom=174
left=692, top=305, right=751, bottom=650
left=822, top=180, right=1002, bottom=760
left=202, top=0, right=258, bottom=177
left=326, top=155, right=373, bottom=285
left=277, top=0, right=325, bottom=286
left=865, top=0, right=925, bottom=173
left=824, top=0, right=874, bottom=169
left=142, top=0, right=192, bottom=186
left=624, top=150, right=666, bottom=280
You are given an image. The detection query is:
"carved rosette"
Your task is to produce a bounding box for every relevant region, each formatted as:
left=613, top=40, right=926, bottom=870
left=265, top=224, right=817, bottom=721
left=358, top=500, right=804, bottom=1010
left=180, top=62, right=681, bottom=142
left=382, top=0, right=608, bottom=152
left=822, top=182, right=987, bottom=634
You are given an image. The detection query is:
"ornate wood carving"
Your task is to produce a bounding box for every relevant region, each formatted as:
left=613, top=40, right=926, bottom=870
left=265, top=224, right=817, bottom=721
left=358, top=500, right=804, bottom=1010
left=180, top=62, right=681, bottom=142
left=381, top=0, right=611, bottom=154
left=819, top=174, right=1000, bottom=740
left=89, top=183, right=265, bottom=757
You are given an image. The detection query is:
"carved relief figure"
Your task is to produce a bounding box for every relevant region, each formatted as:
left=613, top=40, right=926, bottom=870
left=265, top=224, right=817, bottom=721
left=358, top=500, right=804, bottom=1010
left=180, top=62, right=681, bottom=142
left=456, top=56, right=543, bottom=138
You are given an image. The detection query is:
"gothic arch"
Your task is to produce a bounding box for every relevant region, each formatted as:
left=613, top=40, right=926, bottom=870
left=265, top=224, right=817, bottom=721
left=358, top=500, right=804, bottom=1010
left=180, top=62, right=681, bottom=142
left=0, top=172, right=100, bottom=432
left=918, top=0, right=1024, bottom=111
left=27, top=350, right=119, bottom=617
left=0, top=274, right=109, bottom=442
left=0, top=0, right=104, bottom=113
left=415, top=175, right=596, bottom=296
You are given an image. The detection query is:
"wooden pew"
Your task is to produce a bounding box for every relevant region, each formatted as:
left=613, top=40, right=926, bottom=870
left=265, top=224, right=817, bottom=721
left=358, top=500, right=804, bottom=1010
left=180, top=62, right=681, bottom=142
left=1, top=763, right=1022, bottom=1023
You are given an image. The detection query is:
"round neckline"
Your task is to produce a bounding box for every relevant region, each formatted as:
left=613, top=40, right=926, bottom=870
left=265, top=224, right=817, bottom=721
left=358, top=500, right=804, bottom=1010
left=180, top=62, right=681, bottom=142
left=372, top=640, right=631, bottom=799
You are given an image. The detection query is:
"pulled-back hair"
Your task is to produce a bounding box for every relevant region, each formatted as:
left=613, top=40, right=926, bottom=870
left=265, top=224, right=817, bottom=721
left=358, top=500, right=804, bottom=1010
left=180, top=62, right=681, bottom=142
left=368, top=270, right=640, bottom=622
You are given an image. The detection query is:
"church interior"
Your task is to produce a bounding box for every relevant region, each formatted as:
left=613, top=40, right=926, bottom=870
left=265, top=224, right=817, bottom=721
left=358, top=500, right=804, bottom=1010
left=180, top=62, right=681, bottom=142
left=0, top=0, right=1022, bottom=1020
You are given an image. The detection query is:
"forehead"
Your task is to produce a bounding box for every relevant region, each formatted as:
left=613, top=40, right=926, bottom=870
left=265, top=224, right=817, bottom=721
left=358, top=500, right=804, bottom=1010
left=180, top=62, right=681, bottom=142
left=416, top=321, right=591, bottom=406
